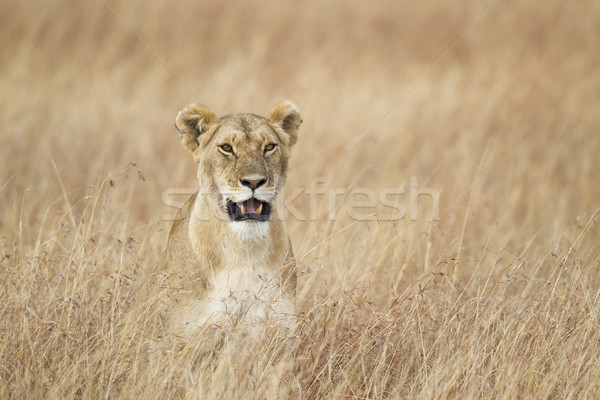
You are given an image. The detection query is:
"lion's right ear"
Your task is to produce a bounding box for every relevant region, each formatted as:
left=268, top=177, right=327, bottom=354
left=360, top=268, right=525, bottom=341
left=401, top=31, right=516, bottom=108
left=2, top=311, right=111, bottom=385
left=175, top=104, right=221, bottom=153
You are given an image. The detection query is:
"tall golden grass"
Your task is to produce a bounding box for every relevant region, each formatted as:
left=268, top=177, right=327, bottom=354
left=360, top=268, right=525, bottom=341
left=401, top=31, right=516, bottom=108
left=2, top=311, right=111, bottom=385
left=1, top=0, right=599, bottom=398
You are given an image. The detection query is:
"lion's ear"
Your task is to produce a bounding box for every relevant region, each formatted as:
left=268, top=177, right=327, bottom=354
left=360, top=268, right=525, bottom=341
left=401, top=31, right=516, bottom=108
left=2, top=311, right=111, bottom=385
left=268, top=101, right=302, bottom=148
left=175, top=103, right=221, bottom=153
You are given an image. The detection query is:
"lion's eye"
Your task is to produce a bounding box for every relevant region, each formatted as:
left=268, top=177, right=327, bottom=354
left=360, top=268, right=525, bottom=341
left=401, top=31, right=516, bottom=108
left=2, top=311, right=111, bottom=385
left=220, top=144, right=234, bottom=154
left=264, top=143, right=276, bottom=153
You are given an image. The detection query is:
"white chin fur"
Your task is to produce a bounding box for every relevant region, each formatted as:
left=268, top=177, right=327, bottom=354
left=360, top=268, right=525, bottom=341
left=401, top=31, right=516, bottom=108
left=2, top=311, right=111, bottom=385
left=228, top=220, right=270, bottom=240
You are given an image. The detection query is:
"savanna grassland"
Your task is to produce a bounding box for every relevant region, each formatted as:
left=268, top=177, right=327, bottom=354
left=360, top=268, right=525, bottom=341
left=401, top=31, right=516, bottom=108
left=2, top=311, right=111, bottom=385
left=1, top=0, right=599, bottom=398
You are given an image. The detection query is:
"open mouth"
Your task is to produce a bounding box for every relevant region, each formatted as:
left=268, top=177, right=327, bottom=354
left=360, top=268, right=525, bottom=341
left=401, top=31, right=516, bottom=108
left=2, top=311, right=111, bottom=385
left=227, top=198, right=271, bottom=222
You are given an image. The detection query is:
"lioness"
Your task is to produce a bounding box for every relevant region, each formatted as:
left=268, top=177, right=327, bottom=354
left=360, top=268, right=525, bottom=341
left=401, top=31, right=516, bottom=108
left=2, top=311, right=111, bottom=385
left=161, top=101, right=301, bottom=336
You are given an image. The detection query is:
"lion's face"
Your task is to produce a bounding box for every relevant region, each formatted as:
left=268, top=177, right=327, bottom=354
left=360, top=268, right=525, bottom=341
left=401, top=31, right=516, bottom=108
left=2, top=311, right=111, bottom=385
left=175, top=101, right=301, bottom=227
left=206, top=115, right=290, bottom=223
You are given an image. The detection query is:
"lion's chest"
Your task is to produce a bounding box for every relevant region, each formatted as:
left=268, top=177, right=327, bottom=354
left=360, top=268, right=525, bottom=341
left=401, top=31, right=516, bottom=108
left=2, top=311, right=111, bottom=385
left=186, top=264, right=293, bottom=327
left=206, top=265, right=272, bottom=315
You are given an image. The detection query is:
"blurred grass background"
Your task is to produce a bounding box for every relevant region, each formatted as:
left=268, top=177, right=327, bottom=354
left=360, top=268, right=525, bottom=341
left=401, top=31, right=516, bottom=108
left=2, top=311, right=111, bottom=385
left=1, top=0, right=599, bottom=398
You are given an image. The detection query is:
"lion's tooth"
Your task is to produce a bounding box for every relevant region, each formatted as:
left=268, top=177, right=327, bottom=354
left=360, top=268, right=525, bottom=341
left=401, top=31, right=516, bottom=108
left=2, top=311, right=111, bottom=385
left=256, top=202, right=263, bottom=215
left=241, top=204, right=247, bottom=216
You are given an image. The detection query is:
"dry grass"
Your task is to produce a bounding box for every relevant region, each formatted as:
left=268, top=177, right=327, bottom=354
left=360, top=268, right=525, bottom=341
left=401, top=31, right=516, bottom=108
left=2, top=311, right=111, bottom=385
left=1, top=0, right=600, bottom=398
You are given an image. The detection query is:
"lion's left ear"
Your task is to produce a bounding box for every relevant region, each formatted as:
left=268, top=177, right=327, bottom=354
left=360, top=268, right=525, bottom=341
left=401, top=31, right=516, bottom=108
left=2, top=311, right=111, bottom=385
left=268, top=101, right=302, bottom=148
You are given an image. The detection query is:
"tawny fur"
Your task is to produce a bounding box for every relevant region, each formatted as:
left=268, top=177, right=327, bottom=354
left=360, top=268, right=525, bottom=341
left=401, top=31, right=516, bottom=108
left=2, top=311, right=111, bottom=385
left=160, top=101, right=301, bottom=337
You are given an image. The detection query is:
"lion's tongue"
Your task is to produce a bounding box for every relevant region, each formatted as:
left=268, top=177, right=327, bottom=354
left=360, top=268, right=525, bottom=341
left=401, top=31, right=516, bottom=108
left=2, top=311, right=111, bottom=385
left=237, top=198, right=263, bottom=215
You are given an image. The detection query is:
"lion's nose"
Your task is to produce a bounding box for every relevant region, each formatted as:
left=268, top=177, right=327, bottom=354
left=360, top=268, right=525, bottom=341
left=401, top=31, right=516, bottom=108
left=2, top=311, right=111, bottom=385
left=240, top=178, right=267, bottom=190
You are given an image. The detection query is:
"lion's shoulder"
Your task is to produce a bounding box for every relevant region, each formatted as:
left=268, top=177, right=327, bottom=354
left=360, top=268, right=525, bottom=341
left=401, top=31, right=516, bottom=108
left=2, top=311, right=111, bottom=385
left=160, top=192, right=199, bottom=271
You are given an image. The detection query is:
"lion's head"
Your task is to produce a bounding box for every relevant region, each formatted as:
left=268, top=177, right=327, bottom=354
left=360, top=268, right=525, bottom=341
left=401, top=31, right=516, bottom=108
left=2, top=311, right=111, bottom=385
left=175, top=101, right=301, bottom=230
